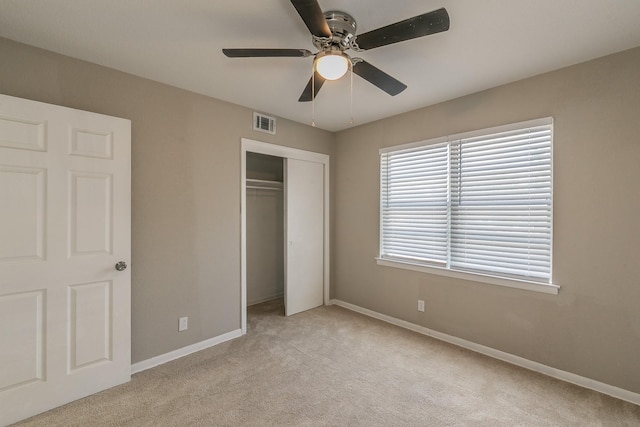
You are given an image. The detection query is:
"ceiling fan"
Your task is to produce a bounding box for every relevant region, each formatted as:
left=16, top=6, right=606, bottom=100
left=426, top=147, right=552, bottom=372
left=223, top=0, right=449, bottom=102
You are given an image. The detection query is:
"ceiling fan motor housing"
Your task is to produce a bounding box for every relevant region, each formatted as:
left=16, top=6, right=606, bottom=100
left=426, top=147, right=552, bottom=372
left=312, top=10, right=357, bottom=51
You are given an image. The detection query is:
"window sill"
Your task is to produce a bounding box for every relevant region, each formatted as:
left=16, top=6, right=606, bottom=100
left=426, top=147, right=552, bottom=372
left=375, top=258, right=559, bottom=295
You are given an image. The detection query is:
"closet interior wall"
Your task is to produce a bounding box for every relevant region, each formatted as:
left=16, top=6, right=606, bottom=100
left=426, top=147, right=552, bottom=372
left=245, top=152, right=284, bottom=306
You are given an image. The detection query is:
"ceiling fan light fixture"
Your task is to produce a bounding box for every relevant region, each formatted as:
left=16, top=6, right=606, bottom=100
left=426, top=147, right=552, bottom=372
left=315, top=51, right=349, bottom=80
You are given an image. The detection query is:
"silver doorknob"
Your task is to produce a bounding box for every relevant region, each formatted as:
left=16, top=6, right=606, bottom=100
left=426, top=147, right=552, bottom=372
left=115, top=261, right=127, bottom=271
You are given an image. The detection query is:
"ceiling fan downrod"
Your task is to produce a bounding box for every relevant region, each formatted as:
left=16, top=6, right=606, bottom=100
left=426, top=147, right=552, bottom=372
left=312, top=10, right=357, bottom=52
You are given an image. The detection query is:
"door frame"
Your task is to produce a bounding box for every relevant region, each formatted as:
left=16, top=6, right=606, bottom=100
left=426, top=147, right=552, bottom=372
left=240, top=138, right=329, bottom=334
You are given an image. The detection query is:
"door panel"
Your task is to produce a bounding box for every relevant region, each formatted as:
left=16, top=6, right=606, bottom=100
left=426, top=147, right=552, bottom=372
left=69, top=171, right=112, bottom=256
left=0, top=115, right=46, bottom=151
left=285, top=158, right=324, bottom=316
left=68, top=281, right=112, bottom=370
left=0, top=290, right=45, bottom=392
left=0, top=94, right=131, bottom=425
left=0, top=166, right=46, bottom=261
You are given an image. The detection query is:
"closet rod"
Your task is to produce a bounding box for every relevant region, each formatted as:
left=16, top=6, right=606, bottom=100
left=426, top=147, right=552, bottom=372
left=246, top=185, right=283, bottom=191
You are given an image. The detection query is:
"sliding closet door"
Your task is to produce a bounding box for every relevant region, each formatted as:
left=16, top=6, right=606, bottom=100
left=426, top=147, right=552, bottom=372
left=284, top=158, right=324, bottom=316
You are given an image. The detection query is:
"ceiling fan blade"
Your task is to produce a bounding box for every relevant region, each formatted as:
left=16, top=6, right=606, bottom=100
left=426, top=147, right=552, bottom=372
left=353, top=60, right=407, bottom=96
left=222, top=48, right=312, bottom=58
left=354, top=7, right=449, bottom=50
left=298, top=71, right=326, bottom=102
left=290, top=0, right=332, bottom=38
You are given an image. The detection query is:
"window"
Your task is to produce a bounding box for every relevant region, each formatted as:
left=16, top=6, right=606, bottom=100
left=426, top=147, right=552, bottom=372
left=379, top=118, right=554, bottom=290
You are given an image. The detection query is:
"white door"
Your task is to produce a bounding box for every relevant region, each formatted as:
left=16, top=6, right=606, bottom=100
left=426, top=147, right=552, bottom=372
left=284, top=158, right=324, bottom=316
left=0, top=95, right=131, bottom=425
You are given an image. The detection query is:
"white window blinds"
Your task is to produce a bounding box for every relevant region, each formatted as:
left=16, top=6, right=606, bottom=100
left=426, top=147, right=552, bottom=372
left=380, top=118, right=553, bottom=283
left=381, top=142, right=450, bottom=265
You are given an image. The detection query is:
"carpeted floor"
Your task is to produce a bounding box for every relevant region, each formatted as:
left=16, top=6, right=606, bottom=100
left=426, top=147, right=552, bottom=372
left=13, top=299, right=640, bottom=426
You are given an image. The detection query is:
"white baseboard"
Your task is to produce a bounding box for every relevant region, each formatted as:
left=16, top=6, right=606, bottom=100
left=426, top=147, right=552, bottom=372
left=131, top=329, right=243, bottom=374
left=329, top=299, right=640, bottom=406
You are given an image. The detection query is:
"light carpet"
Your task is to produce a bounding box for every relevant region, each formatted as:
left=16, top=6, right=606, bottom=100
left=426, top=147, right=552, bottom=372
left=14, top=299, right=640, bottom=426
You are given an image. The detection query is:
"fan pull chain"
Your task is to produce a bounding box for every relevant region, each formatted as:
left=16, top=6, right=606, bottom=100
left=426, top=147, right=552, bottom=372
left=349, top=64, right=354, bottom=125
left=311, top=72, right=316, bottom=127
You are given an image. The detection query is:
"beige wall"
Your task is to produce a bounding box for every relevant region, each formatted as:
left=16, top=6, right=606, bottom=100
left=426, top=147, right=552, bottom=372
left=0, top=38, right=335, bottom=363
left=334, top=46, right=640, bottom=393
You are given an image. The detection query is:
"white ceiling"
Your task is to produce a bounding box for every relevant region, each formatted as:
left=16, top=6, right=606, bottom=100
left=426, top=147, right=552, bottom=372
left=1, top=0, right=640, bottom=132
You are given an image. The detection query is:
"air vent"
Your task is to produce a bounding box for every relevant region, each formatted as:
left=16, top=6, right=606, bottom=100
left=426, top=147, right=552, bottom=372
left=253, top=112, right=276, bottom=135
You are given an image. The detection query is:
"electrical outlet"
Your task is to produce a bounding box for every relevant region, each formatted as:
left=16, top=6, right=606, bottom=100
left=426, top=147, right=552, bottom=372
left=179, top=316, right=188, bottom=332
left=417, top=300, right=425, bottom=312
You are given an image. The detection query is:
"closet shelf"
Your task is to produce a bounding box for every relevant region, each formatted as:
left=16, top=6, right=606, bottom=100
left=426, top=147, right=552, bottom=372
left=246, top=178, right=283, bottom=191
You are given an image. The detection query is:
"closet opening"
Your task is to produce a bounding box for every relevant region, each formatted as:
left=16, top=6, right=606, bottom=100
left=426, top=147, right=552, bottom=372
left=240, top=138, right=330, bottom=334
left=245, top=152, right=285, bottom=313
